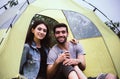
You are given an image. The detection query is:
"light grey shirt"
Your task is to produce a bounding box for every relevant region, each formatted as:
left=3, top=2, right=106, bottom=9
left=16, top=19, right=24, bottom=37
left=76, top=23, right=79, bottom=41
left=47, top=42, right=85, bottom=65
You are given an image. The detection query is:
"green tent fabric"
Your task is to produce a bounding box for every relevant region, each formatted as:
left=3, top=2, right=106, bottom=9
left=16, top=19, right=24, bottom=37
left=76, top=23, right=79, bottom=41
left=0, top=0, right=120, bottom=78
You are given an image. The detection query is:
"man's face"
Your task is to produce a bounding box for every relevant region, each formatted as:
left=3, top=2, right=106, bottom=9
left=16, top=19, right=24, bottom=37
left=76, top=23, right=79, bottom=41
left=54, top=27, right=68, bottom=44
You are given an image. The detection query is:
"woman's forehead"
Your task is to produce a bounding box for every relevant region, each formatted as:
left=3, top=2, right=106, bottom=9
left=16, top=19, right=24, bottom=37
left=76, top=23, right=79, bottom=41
left=36, top=24, right=47, bottom=29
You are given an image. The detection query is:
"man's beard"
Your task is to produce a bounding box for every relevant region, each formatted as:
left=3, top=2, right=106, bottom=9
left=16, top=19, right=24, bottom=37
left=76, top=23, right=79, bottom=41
left=56, top=36, right=67, bottom=44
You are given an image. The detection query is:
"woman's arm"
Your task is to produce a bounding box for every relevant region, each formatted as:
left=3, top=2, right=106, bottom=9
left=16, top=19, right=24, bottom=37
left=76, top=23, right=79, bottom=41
left=19, top=44, right=29, bottom=74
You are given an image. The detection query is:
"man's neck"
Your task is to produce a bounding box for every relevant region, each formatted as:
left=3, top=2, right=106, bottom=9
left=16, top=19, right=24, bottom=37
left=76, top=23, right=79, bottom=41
left=57, top=42, right=69, bottom=51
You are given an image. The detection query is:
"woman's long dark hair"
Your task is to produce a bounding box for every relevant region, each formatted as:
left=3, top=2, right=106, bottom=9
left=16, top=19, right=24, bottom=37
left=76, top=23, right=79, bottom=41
left=25, top=20, right=51, bottom=48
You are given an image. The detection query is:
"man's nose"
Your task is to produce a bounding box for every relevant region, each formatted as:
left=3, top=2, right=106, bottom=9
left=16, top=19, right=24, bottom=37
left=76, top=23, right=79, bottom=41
left=59, top=32, right=64, bottom=36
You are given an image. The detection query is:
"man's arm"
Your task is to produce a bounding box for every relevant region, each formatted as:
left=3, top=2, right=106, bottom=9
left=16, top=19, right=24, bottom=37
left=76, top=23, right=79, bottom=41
left=63, top=54, right=86, bottom=71
left=47, top=52, right=70, bottom=79
left=47, top=61, right=60, bottom=79
left=76, top=43, right=86, bottom=71
left=76, top=54, right=86, bottom=71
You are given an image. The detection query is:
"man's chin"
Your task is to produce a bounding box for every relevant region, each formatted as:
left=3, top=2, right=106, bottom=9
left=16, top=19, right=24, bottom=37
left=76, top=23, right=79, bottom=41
left=57, top=38, right=67, bottom=44
left=57, top=41, right=65, bottom=44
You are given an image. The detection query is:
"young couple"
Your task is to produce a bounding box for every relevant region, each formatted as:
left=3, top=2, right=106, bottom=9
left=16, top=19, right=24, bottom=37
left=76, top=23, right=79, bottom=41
left=19, top=20, right=118, bottom=79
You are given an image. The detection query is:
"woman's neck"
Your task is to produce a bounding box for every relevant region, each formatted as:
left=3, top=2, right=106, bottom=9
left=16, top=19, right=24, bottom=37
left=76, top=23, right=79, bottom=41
left=34, top=38, right=41, bottom=48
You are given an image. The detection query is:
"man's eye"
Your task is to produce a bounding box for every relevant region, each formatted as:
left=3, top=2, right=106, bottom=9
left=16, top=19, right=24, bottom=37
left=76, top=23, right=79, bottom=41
left=55, top=31, right=60, bottom=34
left=55, top=31, right=66, bottom=34
left=61, top=31, right=66, bottom=34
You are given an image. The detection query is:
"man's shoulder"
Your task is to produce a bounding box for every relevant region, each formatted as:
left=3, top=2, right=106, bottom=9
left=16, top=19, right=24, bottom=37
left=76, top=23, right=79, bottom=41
left=69, top=41, right=83, bottom=47
left=49, top=44, right=62, bottom=54
left=51, top=44, right=58, bottom=50
left=69, top=42, right=78, bottom=47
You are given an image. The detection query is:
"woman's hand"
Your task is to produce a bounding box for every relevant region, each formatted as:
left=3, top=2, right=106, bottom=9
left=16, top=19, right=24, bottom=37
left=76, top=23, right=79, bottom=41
left=70, top=39, right=79, bottom=44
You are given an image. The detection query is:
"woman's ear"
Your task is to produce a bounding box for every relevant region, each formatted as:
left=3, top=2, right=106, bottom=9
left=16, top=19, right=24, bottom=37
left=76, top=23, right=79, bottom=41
left=31, top=28, right=34, bottom=33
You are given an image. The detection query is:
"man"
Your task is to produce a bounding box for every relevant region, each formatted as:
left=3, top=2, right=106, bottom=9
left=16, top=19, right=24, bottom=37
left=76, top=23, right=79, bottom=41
left=47, top=23, right=87, bottom=79
left=47, top=23, right=118, bottom=79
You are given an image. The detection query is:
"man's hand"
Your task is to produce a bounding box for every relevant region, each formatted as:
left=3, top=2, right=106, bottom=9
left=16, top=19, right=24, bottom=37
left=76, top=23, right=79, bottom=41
left=55, top=51, right=70, bottom=64
left=63, top=59, right=80, bottom=66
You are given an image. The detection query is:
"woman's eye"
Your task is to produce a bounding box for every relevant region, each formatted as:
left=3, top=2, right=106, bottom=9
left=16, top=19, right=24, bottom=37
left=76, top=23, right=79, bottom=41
left=43, top=29, right=47, bottom=33
left=38, top=28, right=47, bottom=33
left=38, top=28, right=42, bottom=31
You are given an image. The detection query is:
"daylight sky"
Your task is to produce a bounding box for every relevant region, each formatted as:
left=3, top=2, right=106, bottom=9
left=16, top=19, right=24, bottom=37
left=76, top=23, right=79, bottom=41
left=75, top=0, right=120, bottom=22
left=17, top=0, right=120, bottom=22
left=0, top=0, right=120, bottom=22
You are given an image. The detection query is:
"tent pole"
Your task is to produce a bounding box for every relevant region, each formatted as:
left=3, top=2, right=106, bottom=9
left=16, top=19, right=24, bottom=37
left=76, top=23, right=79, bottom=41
left=82, top=0, right=120, bottom=36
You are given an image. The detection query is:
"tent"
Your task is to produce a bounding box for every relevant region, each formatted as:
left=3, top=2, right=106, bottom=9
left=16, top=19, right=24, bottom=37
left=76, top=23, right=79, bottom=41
left=0, top=0, right=120, bottom=78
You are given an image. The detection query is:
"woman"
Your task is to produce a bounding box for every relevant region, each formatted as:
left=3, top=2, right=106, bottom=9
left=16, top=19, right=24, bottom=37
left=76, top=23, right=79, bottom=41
left=19, top=20, right=50, bottom=79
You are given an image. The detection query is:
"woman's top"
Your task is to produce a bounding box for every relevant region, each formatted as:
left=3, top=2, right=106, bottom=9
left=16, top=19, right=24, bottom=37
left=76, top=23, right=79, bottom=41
left=20, top=41, right=49, bottom=79
left=37, top=47, right=47, bottom=78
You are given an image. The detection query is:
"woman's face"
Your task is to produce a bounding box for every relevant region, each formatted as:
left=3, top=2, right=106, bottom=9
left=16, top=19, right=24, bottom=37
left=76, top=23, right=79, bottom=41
left=32, top=24, right=47, bottom=41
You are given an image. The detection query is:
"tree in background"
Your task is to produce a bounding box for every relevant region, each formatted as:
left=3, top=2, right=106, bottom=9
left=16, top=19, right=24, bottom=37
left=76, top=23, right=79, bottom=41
left=105, top=21, right=120, bottom=38
left=0, top=0, right=18, bottom=10
left=8, top=0, right=18, bottom=7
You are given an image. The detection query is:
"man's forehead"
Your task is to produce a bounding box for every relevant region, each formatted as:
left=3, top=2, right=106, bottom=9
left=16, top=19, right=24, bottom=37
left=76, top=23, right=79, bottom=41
left=55, top=27, right=66, bottom=30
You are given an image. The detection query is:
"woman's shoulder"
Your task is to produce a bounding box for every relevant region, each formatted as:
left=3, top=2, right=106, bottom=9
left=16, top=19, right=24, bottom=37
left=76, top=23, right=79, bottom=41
left=24, top=43, right=29, bottom=47
left=24, top=43, right=30, bottom=49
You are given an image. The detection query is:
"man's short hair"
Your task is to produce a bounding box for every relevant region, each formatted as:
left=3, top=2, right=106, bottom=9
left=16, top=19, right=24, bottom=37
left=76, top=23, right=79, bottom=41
left=53, top=23, right=68, bottom=33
